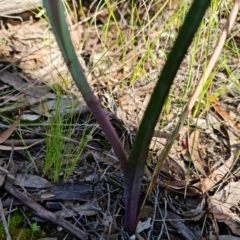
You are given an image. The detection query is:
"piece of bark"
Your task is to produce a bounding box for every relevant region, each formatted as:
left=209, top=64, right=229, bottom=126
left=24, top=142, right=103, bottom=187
left=4, top=179, right=88, bottom=240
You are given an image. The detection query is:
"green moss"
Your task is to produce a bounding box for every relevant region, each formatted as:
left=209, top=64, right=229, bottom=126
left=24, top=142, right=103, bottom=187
left=0, top=211, right=45, bottom=240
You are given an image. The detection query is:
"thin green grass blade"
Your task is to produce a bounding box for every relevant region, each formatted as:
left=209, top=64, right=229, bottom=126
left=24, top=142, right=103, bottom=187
left=43, top=0, right=128, bottom=173
left=124, top=0, right=211, bottom=234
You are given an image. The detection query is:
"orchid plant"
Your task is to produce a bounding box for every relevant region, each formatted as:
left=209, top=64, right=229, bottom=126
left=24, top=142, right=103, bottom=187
left=43, top=0, right=211, bottom=238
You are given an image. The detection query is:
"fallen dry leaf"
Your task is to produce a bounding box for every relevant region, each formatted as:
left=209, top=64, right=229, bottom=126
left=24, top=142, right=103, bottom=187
left=188, top=129, right=207, bottom=176
left=213, top=100, right=240, bottom=135
left=15, top=174, right=53, bottom=188
left=0, top=113, right=22, bottom=143
left=54, top=200, right=99, bottom=218
left=166, top=192, right=206, bottom=218
left=209, top=182, right=240, bottom=236
left=0, top=139, right=44, bottom=150
left=194, top=129, right=239, bottom=193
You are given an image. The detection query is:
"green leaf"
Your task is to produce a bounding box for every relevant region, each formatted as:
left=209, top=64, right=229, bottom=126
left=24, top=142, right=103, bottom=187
left=123, top=0, right=211, bottom=234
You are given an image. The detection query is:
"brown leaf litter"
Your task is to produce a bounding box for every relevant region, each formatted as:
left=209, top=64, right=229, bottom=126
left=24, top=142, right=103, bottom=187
left=0, top=0, right=239, bottom=239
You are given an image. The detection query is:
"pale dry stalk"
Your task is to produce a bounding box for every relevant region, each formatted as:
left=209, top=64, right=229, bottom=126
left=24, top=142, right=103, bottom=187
left=138, top=0, right=240, bottom=221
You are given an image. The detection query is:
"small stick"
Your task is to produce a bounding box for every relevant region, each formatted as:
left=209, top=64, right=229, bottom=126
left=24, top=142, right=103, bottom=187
left=0, top=198, right=11, bottom=240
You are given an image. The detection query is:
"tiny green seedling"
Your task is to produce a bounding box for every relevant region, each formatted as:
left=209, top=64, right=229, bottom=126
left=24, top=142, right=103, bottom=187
left=31, top=222, right=40, bottom=232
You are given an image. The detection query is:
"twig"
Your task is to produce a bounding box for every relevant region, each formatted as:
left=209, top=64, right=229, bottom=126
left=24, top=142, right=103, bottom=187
left=3, top=179, right=88, bottom=240
left=0, top=198, right=11, bottom=240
